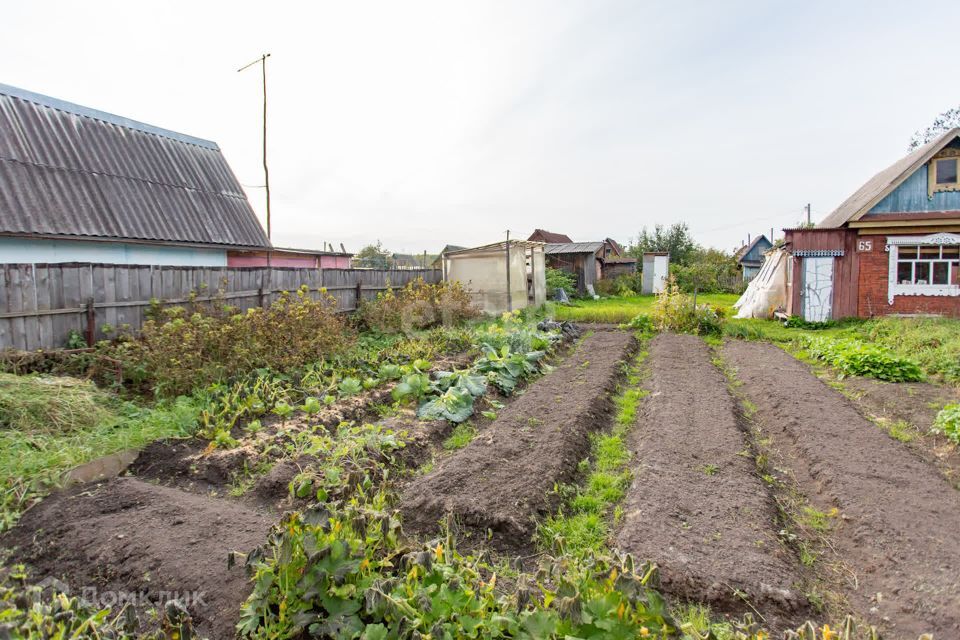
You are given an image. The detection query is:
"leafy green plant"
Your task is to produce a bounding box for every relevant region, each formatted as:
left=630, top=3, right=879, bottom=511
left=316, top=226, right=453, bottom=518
left=378, top=363, right=402, bottom=380
left=804, top=336, right=923, bottom=382
left=649, top=279, right=725, bottom=336
left=621, top=313, right=654, bottom=334
left=545, top=267, right=577, bottom=297
left=337, top=377, right=364, bottom=398
left=238, top=499, right=685, bottom=640
left=391, top=373, right=432, bottom=403
left=933, top=403, right=960, bottom=445
left=443, top=423, right=477, bottom=449
left=65, top=328, right=88, bottom=349
left=473, top=345, right=545, bottom=395
left=418, top=387, right=475, bottom=423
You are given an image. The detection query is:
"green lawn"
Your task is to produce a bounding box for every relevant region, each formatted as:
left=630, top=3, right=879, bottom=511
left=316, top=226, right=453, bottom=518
left=552, top=293, right=740, bottom=324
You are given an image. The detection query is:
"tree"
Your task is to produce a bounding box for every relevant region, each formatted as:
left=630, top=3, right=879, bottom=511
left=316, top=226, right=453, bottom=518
left=627, top=222, right=699, bottom=265
left=909, top=105, right=960, bottom=150
left=354, top=240, right=391, bottom=269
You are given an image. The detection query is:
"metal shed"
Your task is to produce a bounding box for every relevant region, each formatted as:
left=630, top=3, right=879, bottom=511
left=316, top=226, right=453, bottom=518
left=443, top=241, right=546, bottom=314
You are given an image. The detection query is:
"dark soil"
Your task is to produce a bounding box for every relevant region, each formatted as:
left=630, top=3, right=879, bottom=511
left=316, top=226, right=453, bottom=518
left=400, top=329, right=636, bottom=552
left=615, top=334, right=810, bottom=632
left=1, top=477, right=274, bottom=639
left=723, top=340, right=960, bottom=640
left=839, top=376, right=960, bottom=488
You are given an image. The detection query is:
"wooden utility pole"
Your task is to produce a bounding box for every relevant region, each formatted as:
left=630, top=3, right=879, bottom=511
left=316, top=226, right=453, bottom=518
left=238, top=53, right=272, bottom=241
left=806, top=203, right=811, bottom=226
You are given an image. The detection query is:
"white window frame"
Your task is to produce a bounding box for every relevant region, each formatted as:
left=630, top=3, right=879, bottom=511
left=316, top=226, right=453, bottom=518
left=886, top=233, right=960, bottom=304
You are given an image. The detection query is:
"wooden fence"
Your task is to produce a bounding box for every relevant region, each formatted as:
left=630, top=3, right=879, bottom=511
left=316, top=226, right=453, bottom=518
left=0, top=263, right=441, bottom=351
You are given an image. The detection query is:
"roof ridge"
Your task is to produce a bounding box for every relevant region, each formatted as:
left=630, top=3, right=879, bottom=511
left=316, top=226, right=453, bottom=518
left=0, top=82, right=219, bottom=150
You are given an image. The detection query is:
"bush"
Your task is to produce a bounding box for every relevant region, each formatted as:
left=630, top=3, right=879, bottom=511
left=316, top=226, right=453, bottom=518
left=595, top=274, right=639, bottom=297
left=359, top=278, right=478, bottom=333
left=933, top=403, right=960, bottom=445
left=804, top=337, right=924, bottom=382
left=649, top=279, right=725, bottom=336
left=109, top=286, right=352, bottom=397
left=545, top=267, right=577, bottom=297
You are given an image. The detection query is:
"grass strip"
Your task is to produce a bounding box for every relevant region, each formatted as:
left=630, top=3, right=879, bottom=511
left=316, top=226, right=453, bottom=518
left=538, top=338, right=648, bottom=557
left=0, top=373, right=201, bottom=531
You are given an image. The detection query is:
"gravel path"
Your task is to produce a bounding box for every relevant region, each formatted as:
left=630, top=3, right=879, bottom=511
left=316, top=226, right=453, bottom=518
left=723, top=340, right=960, bottom=639
left=615, top=334, right=809, bottom=631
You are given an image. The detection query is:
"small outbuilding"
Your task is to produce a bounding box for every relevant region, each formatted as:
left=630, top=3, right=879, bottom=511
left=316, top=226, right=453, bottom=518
left=544, top=242, right=605, bottom=295
left=641, top=252, right=669, bottom=294
left=442, top=241, right=546, bottom=314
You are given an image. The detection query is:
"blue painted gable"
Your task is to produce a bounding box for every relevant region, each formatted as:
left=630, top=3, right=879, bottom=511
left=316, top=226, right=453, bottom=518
left=739, top=236, right=772, bottom=265
left=869, top=164, right=960, bottom=214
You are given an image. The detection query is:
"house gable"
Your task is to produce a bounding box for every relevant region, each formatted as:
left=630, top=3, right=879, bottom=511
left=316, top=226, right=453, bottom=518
left=867, top=152, right=960, bottom=216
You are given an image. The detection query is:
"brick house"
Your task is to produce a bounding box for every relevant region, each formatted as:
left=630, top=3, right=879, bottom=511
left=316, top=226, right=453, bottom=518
left=784, top=129, right=960, bottom=320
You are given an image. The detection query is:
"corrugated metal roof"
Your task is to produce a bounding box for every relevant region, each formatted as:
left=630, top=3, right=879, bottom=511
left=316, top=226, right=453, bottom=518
left=818, top=128, right=960, bottom=229
left=0, top=83, right=270, bottom=248
left=544, top=242, right=604, bottom=254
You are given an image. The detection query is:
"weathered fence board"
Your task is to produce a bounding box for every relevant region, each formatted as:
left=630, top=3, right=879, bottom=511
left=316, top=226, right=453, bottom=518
left=0, top=264, right=440, bottom=350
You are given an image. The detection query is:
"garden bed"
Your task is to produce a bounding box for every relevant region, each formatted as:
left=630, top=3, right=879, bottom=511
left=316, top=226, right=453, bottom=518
left=722, top=340, right=960, bottom=640
left=400, top=329, right=636, bottom=551
left=824, top=374, right=960, bottom=488
left=614, top=334, right=810, bottom=632
left=1, top=476, right=273, bottom=639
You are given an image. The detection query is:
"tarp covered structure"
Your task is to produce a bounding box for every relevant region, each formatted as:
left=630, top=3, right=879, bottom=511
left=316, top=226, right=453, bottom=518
left=733, top=248, right=788, bottom=319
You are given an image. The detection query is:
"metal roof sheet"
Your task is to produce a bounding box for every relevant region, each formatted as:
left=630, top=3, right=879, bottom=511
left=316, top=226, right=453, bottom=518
left=544, top=242, right=604, bottom=254
left=0, top=83, right=269, bottom=248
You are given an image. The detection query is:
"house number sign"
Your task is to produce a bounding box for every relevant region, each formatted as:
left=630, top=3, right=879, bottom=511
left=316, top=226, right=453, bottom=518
left=857, top=239, right=873, bottom=252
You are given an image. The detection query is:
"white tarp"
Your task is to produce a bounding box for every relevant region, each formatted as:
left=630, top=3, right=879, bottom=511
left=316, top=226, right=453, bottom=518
left=733, top=247, right=787, bottom=319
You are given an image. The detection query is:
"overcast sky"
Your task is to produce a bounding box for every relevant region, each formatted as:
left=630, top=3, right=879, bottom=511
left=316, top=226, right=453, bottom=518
left=4, top=1, right=960, bottom=254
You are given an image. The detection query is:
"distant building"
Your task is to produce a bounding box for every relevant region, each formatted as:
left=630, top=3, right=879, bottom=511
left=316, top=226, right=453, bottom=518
left=734, top=235, right=773, bottom=282
left=0, top=83, right=272, bottom=266
left=528, top=229, right=573, bottom=243
left=227, top=247, right=352, bottom=268
left=431, top=245, right=466, bottom=269
left=600, top=237, right=637, bottom=279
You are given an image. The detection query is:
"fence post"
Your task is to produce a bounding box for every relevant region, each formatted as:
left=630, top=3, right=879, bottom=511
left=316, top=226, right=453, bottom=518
left=355, top=279, right=363, bottom=311
left=84, top=298, right=95, bottom=346
left=257, top=287, right=266, bottom=309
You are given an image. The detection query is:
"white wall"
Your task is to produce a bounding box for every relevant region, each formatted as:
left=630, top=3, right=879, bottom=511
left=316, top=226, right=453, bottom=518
left=0, top=237, right=228, bottom=266
left=446, top=246, right=531, bottom=315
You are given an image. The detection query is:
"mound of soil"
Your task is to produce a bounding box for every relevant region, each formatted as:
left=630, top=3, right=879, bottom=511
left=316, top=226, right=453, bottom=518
left=400, top=329, right=635, bottom=552
left=615, top=334, right=810, bottom=631
left=839, top=376, right=960, bottom=487
left=723, top=340, right=960, bottom=639
left=2, top=477, right=274, bottom=639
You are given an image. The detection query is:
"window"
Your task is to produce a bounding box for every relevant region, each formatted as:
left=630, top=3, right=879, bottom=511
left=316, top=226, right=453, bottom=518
left=895, top=244, right=960, bottom=285
left=929, top=153, right=960, bottom=194
left=935, top=158, right=958, bottom=185
left=887, top=234, right=960, bottom=303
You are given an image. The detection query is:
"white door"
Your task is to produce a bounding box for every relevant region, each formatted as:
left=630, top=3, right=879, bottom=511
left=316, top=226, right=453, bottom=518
left=653, top=255, right=669, bottom=293
left=802, top=257, right=833, bottom=322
